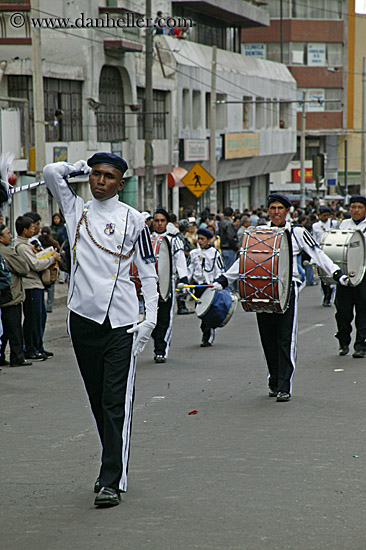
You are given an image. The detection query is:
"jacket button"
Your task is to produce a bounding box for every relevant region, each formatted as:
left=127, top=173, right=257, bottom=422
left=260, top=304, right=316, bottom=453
left=117, top=245, right=121, bottom=249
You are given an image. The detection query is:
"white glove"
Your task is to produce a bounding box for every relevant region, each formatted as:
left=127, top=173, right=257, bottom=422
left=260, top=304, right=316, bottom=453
left=72, top=160, right=92, bottom=175
left=339, top=275, right=350, bottom=286
left=212, top=281, right=223, bottom=291
left=127, top=320, right=155, bottom=356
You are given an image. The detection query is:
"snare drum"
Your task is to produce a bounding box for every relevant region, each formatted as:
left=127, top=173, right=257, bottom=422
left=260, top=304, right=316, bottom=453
left=196, top=288, right=238, bottom=329
left=130, top=235, right=172, bottom=301
left=319, top=229, right=366, bottom=286
left=239, top=227, right=292, bottom=313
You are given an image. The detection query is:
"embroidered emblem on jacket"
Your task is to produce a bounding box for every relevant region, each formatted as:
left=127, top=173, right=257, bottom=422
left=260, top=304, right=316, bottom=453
left=104, top=223, right=116, bottom=236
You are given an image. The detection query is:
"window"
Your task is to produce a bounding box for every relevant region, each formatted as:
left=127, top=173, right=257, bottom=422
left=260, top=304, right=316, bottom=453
left=242, top=96, right=253, bottom=129
left=266, top=99, right=272, bottom=128
left=182, top=89, right=190, bottom=129
left=192, top=90, right=201, bottom=129
left=97, top=66, right=125, bottom=142
left=205, top=92, right=211, bottom=129
left=266, top=42, right=290, bottom=64
left=153, top=90, right=167, bottom=140
left=279, top=101, right=291, bottom=129
left=265, top=0, right=343, bottom=20
left=255, top=97, right=265, bottom=129
left=272, top=99, right=279, bottom=128
left=290, top=42, right=305, bottom=65
left=8, top=75, right=82, bottom=144
left=294, top=137, right=321, bottom=161
left=327, top=43, right=343, bottom=66
left=324, top=88, right=343, bottom=111
left=216, top=93, right=227, bottom=130
left=137, top=88, right=168, bottom=140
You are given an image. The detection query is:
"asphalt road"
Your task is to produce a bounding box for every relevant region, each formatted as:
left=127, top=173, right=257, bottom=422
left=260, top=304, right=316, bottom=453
left=1, top=285, right=366, bottom=550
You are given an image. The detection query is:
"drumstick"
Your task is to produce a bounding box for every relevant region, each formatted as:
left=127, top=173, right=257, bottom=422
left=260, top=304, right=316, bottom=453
left=9, top=170, right=86, bottom=194
left=175, top=288, right=201, bottom=303
left=176, top=283, right=213, bottom=289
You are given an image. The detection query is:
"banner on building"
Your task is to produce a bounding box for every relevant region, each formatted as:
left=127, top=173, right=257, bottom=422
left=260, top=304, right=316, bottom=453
left=224, top=133, right=259, bottom=160
left=292, top=168, right=314, bottom=182
left=183, top=139, right=209, bottom=162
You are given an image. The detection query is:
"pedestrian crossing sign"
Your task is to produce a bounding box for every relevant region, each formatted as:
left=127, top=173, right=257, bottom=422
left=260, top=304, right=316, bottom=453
left=181, top=163, right=215, bottom=198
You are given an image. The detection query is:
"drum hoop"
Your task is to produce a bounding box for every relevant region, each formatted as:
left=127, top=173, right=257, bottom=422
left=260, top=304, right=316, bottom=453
left=239, top=229, right=285, bottom=305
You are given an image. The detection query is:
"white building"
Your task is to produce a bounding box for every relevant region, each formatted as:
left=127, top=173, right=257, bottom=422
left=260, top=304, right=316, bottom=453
left=0, top=0, right=296, bottom=224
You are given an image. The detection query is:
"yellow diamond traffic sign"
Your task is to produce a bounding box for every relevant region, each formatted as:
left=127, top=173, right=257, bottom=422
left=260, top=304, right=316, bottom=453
left=181, top=163, right=215, bottom=198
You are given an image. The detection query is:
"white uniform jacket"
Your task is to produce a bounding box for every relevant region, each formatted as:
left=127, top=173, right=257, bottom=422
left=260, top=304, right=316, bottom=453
left=188, top=246, right=224, bottom=284
left=312, top=218, right=337, bottom=244
left=338, top=217, right=366, bottom=235
left=152, top=228, right=188, bottom=281
left=221, top=222, right=341, bottom=286
left=44, top=162, right=158, bottom=328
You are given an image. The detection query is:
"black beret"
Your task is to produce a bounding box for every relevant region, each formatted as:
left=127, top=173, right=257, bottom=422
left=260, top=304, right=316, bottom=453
left=87, top=152, right=128, bottom=176
left=350, top=195, right=366, bottom=206
left=154, top=208, right=170, bottom=222
left=319, top=206, right=332, bottom=214
left=197, top=227, right=213, bottom=239
left=267, top=193, right=291, bottom=208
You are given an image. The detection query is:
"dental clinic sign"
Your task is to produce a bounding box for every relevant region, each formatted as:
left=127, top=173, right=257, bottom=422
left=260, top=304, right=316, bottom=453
left=307, top=43, right=326, bottom=66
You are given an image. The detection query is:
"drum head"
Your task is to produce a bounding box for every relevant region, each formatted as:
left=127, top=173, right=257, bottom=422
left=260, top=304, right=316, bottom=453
left=347, top=230, right=366, bottom=286
left=196, top=288, right=215, bottom=318
left=277, top=230, right=292, bottom=311
left=156, top=237, right=172, bottom=301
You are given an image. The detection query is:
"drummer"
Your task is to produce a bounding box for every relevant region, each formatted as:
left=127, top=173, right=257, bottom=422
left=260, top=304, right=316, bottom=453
left=334, top=195, right=366, bottom=358
left=187, top=228, right=225, bottom=347
left=212, top=193, right=349, bottom=402
left=151, top=208, right=189, bottom=363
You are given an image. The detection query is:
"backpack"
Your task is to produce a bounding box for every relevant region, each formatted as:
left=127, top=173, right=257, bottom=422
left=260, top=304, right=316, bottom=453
left=58, top=239, right=71, bottom=274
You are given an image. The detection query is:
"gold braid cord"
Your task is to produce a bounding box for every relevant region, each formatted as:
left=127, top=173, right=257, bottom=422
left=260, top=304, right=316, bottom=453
left=72, top=209, right=135, bottom=261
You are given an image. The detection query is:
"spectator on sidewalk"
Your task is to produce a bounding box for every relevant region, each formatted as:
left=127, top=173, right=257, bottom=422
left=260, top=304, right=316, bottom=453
left=0, top=224, right=32, bottom=367
left=14, top=216, right=60, bottom=362
left=39, top=226, right=60, bottom=313
left=218, top=207, right=238, bottom=271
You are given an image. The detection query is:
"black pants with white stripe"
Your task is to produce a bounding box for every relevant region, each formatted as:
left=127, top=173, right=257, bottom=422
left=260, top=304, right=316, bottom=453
left=152, top=295, right=174, bottom=357
left=256, top=283, right=298, bottom=395
left=69, top=312, right=135, bottom=492
left=335, top=276, right=366, bottom=351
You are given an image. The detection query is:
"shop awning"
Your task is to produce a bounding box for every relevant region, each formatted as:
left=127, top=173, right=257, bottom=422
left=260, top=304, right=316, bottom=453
left=168, top=166, right=188, bottom=188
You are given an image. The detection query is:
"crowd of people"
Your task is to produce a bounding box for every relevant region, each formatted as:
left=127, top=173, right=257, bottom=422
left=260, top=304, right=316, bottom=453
left=0, top=151, right=364, bottom=509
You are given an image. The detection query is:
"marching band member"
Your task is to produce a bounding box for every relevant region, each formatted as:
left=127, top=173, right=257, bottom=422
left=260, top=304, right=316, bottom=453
left=187, top=228, right=224, bottom=347
left=44, top=153, right=158, bottom=508
left=213, top=193, right=349, bottom=402
left=335, top=195, right=366, bottom=358
left=312, top=206, right=337, bottom=307
left=151, top=208, right=189, bottom=363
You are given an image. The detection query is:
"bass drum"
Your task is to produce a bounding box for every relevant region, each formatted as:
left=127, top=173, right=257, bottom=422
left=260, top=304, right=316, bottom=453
left=150, top=235, right=172, bottom=301
left=319, top=229, right=366, bottom=286
left=130, top=235, right=172, bottom=301
left=239, top=227, right=292, bottom=313
left=195, top=288, right=238, bottom=329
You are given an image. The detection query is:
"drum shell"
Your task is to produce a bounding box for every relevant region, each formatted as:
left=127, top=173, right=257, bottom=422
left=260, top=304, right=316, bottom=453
left=318, top=229, right=366, bottom=286
left=239, top=228, right=292, bottom=313
left=130, top=235, right=172, bottom=301
left=196, top=288, right=237, bottom=329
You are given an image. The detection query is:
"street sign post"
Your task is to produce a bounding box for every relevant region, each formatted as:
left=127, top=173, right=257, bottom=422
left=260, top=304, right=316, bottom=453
left=181, top=162, right=215, bottom=198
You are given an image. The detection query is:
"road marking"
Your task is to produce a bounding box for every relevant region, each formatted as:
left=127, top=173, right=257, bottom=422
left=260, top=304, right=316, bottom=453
left=299, top=323, right=324, bottom=336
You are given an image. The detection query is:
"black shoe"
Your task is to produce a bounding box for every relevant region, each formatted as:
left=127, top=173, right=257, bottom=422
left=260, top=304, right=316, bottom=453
left=352, top=350, right=366, bottom=358
left=339, top=346, right=349, bottom=356
left=154, top=354, right=166, bottom=363
left=177, top=308, right=195, bottom=315
left=322, top=301, right=331, bottom=307
left=268, top=386, right=277, bottom=397
left=94, top=478, right=100, bottom=494
left=43, top=350, right=54, bottom=357
left=10, top=360, right=33, bottom=367
left=25, top=352, right=48, bottom=361
left=200, top=341, right=212, bottom=347
left=276, top=392, right=291, bottom=402
left=94, top=487, right=120, bottom=508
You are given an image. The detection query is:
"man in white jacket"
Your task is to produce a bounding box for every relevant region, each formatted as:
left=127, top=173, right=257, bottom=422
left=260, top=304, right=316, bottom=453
left=44, top=153, right=158, bottom=508
left=335, top=195, right=366, bottom=358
